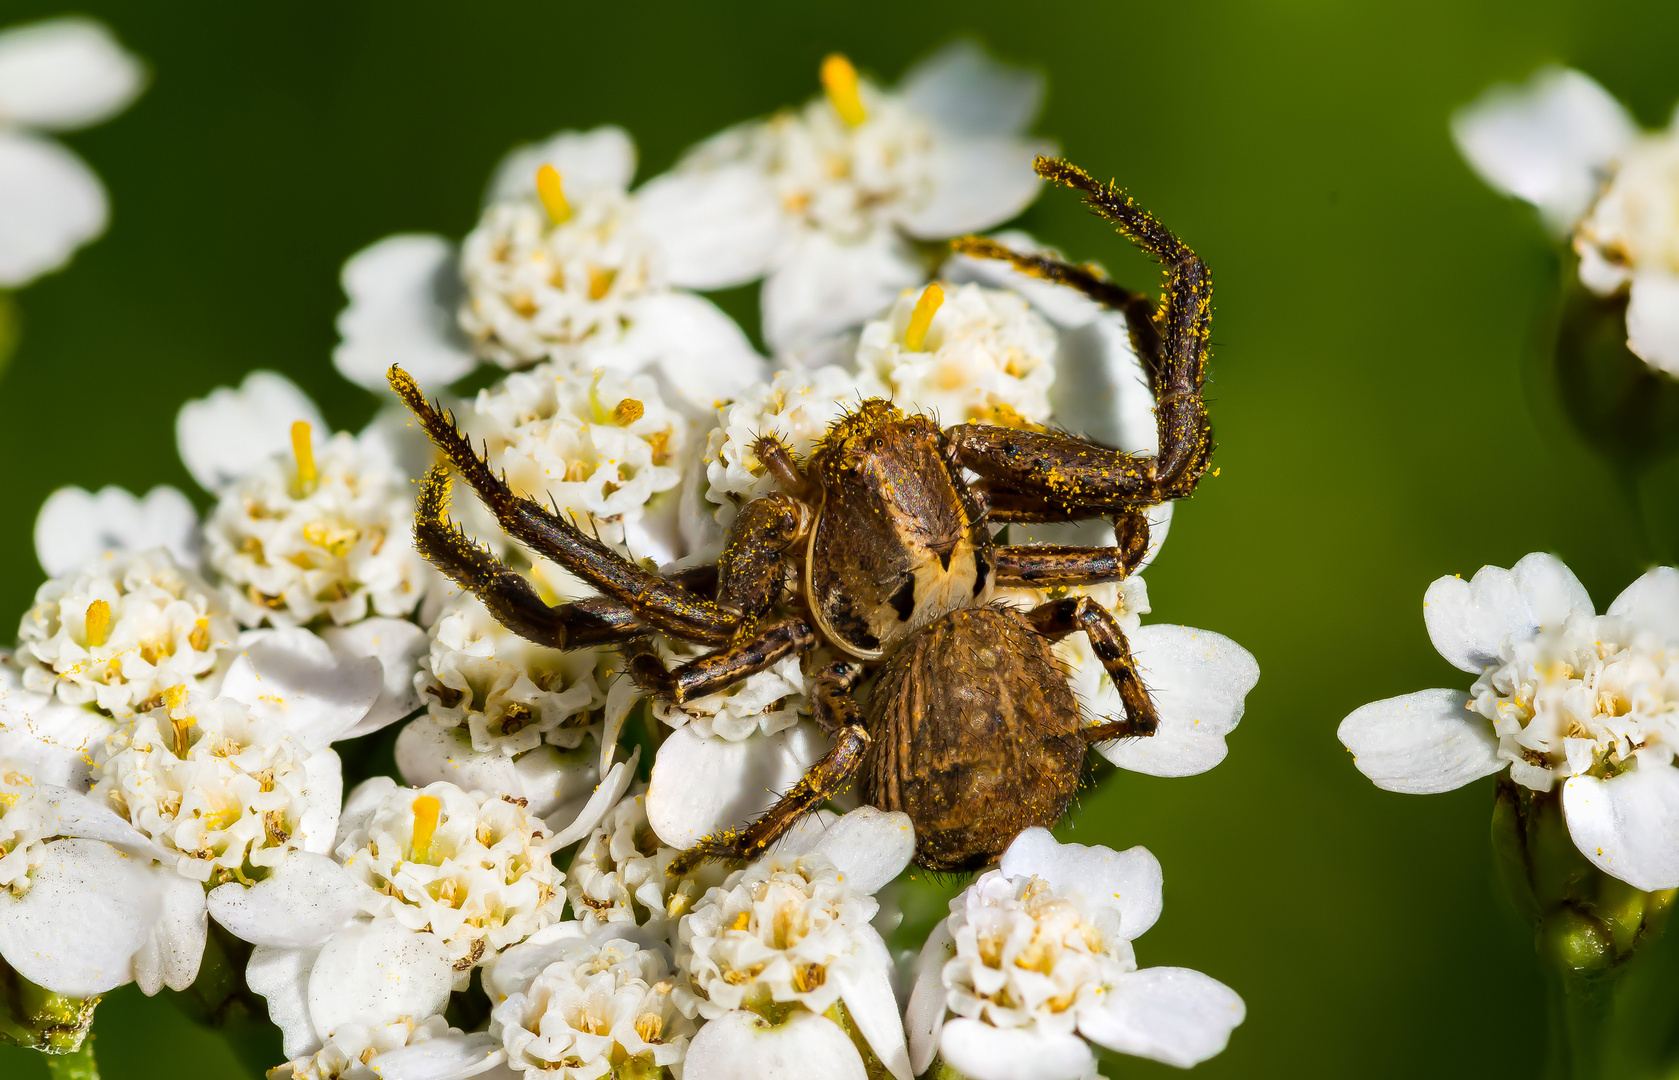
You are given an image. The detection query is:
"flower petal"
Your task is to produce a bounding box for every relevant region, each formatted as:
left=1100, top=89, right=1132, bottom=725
left=34, top=484, right=200, bottom=576
left=683, top=1008, right=867, bottom=1080
left=132, top=867, right=206, bottom=995
left=761, top=228, right=924, bottom=353
left=248, top=943, right=323, bottom=1058
left=1095, top=624, right=1258, bottom=778
left=775, top=806, right=915, bottom=896
left=1608, top=565, right=1679, bottom=644
left=546, top=747, right=640, bottom=847
left=1000, top=829, right=1163, bottom=940
left=0, top=18, right=144, bottom=130
left=646, top=722, right=827, bottom=849
left=0, top=131, right=106, bottom=287
left=1048, top=313, right=1159, bottom=456
left=1423, top=552, right=1593, bottom=673
left=484, top=125, right=635, bottom=205
left=34, top=784, right=166, bottom=859
left=307, top=921, right=454, bottom=1042
left=336, top=777, right=400, bottom=850
left=322, top=619, right=430, bottom=738
left=1077, top=965, right=1245, bottom=1067
left=1451, top=66, right=1637, bottom=234
left=837, top=925, right=912, bottom=1080
left=602, top=291, right=771, bottom=416
left=905, top=920, right=956, bottom=1076
left=0, top=674, right=115, bottom=790
left=937, top=1017, right=1093, bottom=1080
left=176, top=370, right=324, bottom=494
left=896, top=136, right=1054, bottom=239
left=635, top=162, right=788, bottom=289
left=0, top=839, right=156, bottom=996
left=208, top=852, right=364, bottom=948
left=334, top=234, right=475, bottom=391
left=373, top=1031, right=506, bottom=1080
left=898, top=41, right=1044, bottom=137
left=1625, top=273, right=1679, bottom=378
left=1563, top=769, right=1679, bottom=892
left=1338, top=688, right=1501, bottom=794
left=224, top=627, right=383, bottom=749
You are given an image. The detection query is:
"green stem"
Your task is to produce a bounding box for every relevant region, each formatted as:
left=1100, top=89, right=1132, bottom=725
left=42, top=1039, right=98, bottom=1080
left=1545, top=970, right=1619, bottom=1080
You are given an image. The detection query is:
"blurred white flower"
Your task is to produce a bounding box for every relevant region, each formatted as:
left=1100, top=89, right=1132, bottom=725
left=176, top=370, right=326, bottom=496
left=274, top=1014, right=504, bottom=1080
left=0, top=17, right=145, bottom=286
left=1453, top=67, right=1679, bottom=375
left=1341, top=555, right=1679, bottom=891
left=33, top=484, right=200, bottom=576
left=906, top=828, right=1244, bottom=1079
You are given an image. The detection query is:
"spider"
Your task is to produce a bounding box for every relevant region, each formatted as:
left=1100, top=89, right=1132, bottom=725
left=389, top=156, right=1214, bottom=873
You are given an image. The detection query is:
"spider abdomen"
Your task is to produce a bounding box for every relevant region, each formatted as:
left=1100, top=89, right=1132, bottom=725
left=863, top=606, right=1084, bottom=872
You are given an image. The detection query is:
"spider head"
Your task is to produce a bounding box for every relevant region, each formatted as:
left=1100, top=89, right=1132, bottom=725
left=814, top=397, right=942, bottom=488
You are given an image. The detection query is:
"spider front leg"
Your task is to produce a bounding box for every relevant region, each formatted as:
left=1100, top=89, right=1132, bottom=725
left=1025, top=596, right=1157, bottom=739
left=621, top=615, right=817, bottom=703
left=668, top=661, right=868, bottom=874
left=950, top=423, right=1160, bottom=517
left=993, top=512, right=1150, bottom=587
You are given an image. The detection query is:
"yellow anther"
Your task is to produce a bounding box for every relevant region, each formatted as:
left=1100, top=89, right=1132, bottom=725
left=821, top=54, right=867, bottom=127
left=164, top=684, right=188, bottom=712
left=291, top=420, right=317, bottom=493
left=411, top=794, right=442, bottom=863
left=536, top=164, right=571, bottom=225
left=904, top=282, right=945, bottom=351
left=587, top=266, right=614, bottom=299
left=611, top=398, right=645, bottom=426
left=83, top=600, right=112, bottom=649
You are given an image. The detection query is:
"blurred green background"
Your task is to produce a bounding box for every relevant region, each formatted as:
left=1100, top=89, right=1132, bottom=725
left=4, top=1, right=1679, bottom=1076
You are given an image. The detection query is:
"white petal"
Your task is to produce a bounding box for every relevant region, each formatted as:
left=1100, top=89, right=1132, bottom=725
left=1000, top=829, right=1163, bottom=940
left=0, top=681, right=114, bottom=791
left=1338, top=689, right=1501, bottom=794
left=299, top=752, right=344, bottom=854
left=938, top=1017, right=1093, bottom=1080
left=374, top=1032, right=505, bottom=1080
left=905, top=920, right=956, bottom=1076
left=34, top=784, right=166, bottom=859
left=1608, top=565, right=1679, bottom=643
left=176, top=370, right=324, bottom=494
left=0, top=18, right=144, bottom=130
left=34, top=484, right=200, bottom=576
left=899, top=41, right=1043, bottom=136
left=897, top=136, right=1054, bottom=239
left=0, top=839, right=155, bottom=996
left=208, top=852, right=363, bottom=948
left=224, top=627, right=383, bottom=749
left=636, top=163, right=788, bottom=289
left=762, top=228, right=924, bottom=353
left=248, top=944, right=322, bottom=1058
left=395, top=720, right=599, bottom=820
left=308, top=922, right=454, bottom=1040
left=322, top=619, right=430, bottom=737
left=599, top=676, right=639, bottom=778
left=1424, top=552, right=1593, bottom=672
left=1077, top=966, right=1245, bottom=1068
left=1451, top=66, right=1636, bottom=233
left=484, top=126, right=635, bottom=205
left=1095, top=624, right=1258, bottom=778
left=646, top=722, right=827, bottom=849
left=1625, top=273, right=1679, bottom=378
left=1563, top=769, right=1679, bottom=891
left=837, top=925, right=912, bottom=1080
left=683, top=1008, right=866, bottom=1080
left=546, top=748, right=640, bottom=847
left=133, top=867, right=206, bottom=994
left=1049, top=313, right=1158, bottom=456
left=337, top=777, right=400, bottom=850
left=782, top=806, right=915, bottom=896
left=0, top=130, right=105, bottom=287
left=335, top=234, right=475, bottom=391
left=602, top=291, right=771, bottom=416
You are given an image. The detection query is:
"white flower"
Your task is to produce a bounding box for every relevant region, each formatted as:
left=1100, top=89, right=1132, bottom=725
left=640, top=42, right=1054, bottom=351
left=0, top=650, right=116, bottom=790
left=907, top=829, right=1244, bottom=1079
left=1339, top=555, right=1679, bottom=891
left=1452, top=67, right=1679, bottom=375
left=274, top=1014, right=504, bottom=1080
left=565, top=786, right=728, bottom=937
left=675, top=809, right=916, bottom=1080
left=0, top=761, right=51, bottom=895
left=34, top=484, right=200, bottom=576
left=333, top=233, right=477, bottom=393
left=486, top=923, right=695, bottom=1079
left=16, top=548, right=237, bottom=717
left=650, top=640, right=809, bottom=742
left=334, top=779, right=566, bottom=972
left=176, top=369, right=326, bottom=495
left=0, top=17, right=145, bottom=286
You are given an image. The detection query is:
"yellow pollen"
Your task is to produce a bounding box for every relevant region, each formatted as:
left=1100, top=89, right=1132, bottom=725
left=164, top=684, right=188, bottom=712
left=536, top=165, right=571, bottom=225
left=291, top=421, right=317, bottom=493
left=83, top=600, right=112, bottom=649
left=411, top=795, right=442, bottom=863
left=904, top=282, right=945, bottom=351
left=821, top=54, right=867, bottom=127
left=611, top=398, right=645, bottom=426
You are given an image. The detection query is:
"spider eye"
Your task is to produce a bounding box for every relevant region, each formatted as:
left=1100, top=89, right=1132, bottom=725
left=871, top=437, right=885, bottom=450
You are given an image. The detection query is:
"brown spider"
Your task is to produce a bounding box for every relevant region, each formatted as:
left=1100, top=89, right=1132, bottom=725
left=389, top=156, right=1214, bottom=873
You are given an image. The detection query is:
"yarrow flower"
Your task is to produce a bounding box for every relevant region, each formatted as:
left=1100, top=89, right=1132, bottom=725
left=907, top=828, right=1244, bottom=1079
left=273, top=1015, right=503, bottom=1080
left=1339, top=554, right=1679, bottom=891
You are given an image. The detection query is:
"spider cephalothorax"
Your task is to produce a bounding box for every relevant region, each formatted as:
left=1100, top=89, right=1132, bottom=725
left=391, top=156, right=1214, bottom=872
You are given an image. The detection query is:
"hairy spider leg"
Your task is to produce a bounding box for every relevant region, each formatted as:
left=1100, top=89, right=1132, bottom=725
left=715, top=492, right=809, bottom=638
left=750, top=434, right=822, bottom=503
left=1024, top=595, right=1158, bottom=738
left=390, top=365, right=739, bottom=644
left=668, top=661, right=868, bottom=874
left=992, top=513, right=1151, bottom=587
left=948, top=423, right=1161, bottom=517
left=622, top=615, right=818, bottom=704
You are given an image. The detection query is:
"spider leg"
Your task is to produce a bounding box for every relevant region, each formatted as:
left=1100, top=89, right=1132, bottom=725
left=949, top=424, right=1157, bottom=515
left=391, top=366, right=739, bottom=644
left=668, top=661, right=868, bottom=874
left=716, top=493, right=808, bottom=638
left=750, top=435, right=821, bottom=503
left=993, top=514, right=1149, bottom=587
left=1024, top=596, right=1157, bottom=738
left=621, top=615, right=817, bottom=703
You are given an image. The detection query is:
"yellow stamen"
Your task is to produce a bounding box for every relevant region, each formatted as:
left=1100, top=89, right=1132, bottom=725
left=411, top=795, right=442, bottom=863
left=611, top=398, right=645, bottom=426
left=84, top=600, right=112, bottom=649
left=536, top=165, right=571, bottom=225
left=821, top=54, right=866, bottom=127
left=904, top=282, right=945, bottom=351
left=291, top=421, right=317, bottom=493
left=164, top=685, right=188, bottom=712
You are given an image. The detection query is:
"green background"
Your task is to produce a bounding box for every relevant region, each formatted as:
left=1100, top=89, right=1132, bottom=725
left=4, top=1, right=1678, bottom=1076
